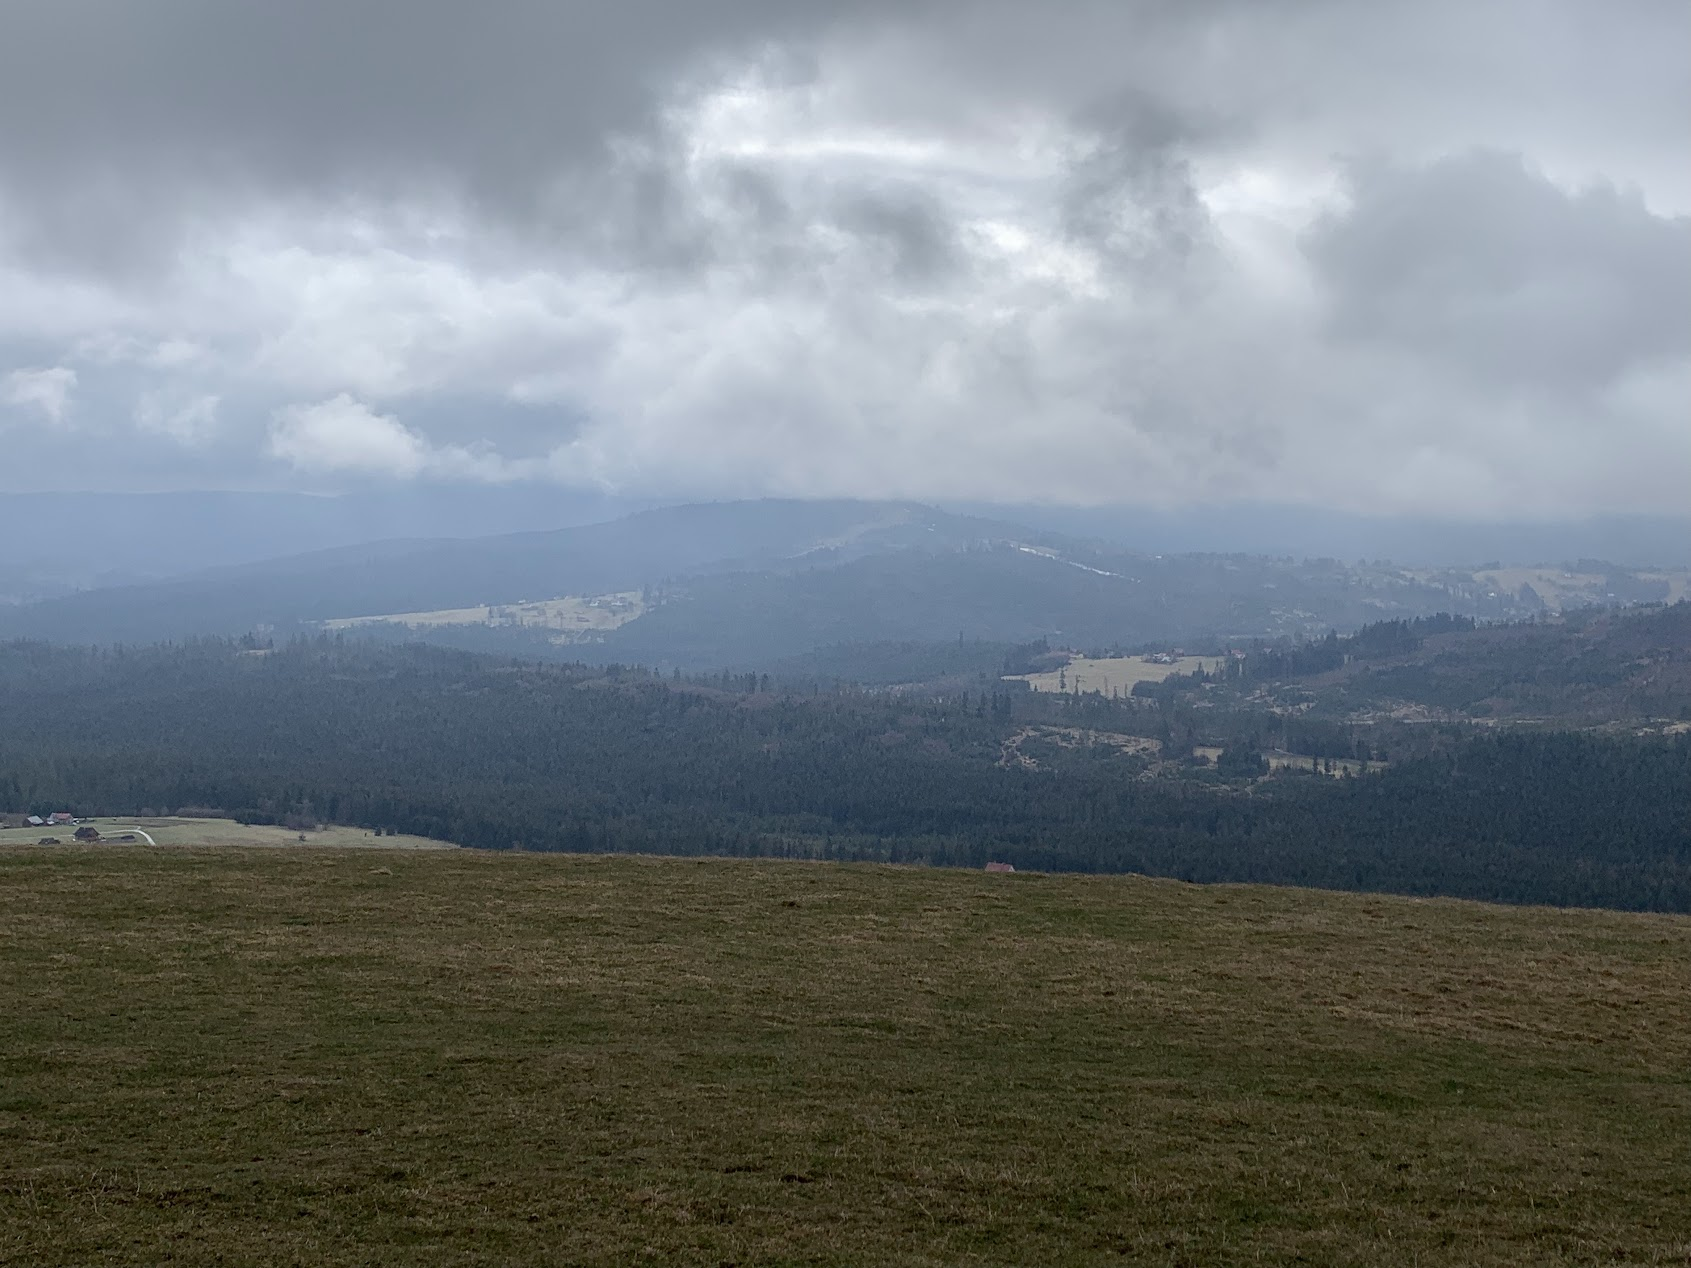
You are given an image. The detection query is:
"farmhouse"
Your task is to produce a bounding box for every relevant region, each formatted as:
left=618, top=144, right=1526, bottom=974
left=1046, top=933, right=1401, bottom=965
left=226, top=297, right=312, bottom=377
left=26, top=815, right=45, bottom=826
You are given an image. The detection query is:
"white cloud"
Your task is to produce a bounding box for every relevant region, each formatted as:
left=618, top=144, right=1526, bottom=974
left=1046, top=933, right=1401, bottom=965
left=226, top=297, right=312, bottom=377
left=1, top=365, right=77, bottom=424
left=135, top=391, right=219, bottom=443
left=267, top=393, right=526, bottom=482
left=0, top=2, right=1685, bottom=516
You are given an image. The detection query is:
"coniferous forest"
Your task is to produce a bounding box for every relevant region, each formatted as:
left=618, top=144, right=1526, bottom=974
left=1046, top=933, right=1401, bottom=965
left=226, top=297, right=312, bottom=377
left=2, top=637, right=1687, bottom=912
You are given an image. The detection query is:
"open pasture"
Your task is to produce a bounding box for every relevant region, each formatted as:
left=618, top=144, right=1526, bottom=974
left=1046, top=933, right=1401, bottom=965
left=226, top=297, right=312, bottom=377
left=0, top=817, right=455, bottom=850
left=322, top=591, right=645, bottom=640
left=2, top=849, right=1688, bottom=1266
left=1007, top=654, right=1221, bottom=695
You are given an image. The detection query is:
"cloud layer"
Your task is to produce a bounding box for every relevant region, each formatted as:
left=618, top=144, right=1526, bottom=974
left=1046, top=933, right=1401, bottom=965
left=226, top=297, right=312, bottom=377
left=1, top=0, right=1686, bottom=516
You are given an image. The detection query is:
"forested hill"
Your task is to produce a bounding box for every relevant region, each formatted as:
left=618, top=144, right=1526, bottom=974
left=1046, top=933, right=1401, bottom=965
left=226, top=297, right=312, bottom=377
left=3, top=638, right=1687, bottom=912
left=0, top=500, right=1020, bottom=645
left=9, top=498, right=1673, bottom=667
left=1227, top=602, right=1691, bottom=724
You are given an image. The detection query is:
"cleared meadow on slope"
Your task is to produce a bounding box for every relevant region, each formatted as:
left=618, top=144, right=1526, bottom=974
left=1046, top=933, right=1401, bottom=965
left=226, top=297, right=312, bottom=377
left=1007, top=655, right=1220, bottom=695
left=1, top=848, right=1687, bottom=1266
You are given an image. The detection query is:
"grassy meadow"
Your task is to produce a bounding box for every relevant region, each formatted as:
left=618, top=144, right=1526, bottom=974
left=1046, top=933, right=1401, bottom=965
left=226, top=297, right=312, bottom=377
left=0, top=816, right=456, bottom=851
left=1007, top=655, right=1221, bottom=695
left=321, top=591, right=646, bottom=637
left=2, top=847, right=1688, bottom=1266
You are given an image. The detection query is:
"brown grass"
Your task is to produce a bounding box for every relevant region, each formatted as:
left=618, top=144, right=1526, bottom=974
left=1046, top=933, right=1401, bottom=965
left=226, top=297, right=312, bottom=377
left=0, top=817, right=456, bottom=851
left=1, top=848, right=1688, bottom=1265
left=1007, top=655, right=1221, bottom=695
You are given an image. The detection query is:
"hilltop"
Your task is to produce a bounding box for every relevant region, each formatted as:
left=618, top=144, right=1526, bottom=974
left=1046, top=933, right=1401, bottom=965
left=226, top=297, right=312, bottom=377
left=1, top=848, right=1686, bottom=1266
left=7, top=497, right=1685, bottom=668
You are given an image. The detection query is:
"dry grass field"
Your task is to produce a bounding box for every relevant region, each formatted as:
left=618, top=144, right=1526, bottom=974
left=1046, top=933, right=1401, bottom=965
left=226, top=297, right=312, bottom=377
left=322, top=591, right=645, bottom=640
left=0, top=817, right=455, bottom=850
left=1007, top=655, right=1221, bottom=695
left=1464, top=568, right=1690, bottom=611
left=2, top=849, right=1688, bottom=1266
left=1470, top=568, right=1606, bottom=611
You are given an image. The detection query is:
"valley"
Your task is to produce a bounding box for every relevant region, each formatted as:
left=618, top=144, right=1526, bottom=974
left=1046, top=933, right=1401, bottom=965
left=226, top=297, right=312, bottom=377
left=3, top=620, right=1687, bottom=912
left=5, top=7, right=1684, bottom=1263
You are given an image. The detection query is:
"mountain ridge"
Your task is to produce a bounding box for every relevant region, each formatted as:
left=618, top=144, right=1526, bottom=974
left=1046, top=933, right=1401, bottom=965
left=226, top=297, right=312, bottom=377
left=4, top=497, right=1686, bottom=669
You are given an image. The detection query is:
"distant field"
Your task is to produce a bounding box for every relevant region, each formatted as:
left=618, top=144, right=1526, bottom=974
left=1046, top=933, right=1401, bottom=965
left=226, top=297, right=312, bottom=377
left=1263, top=750, right=1386, bottom=777
left=1008, top=654, right=1220, bottom=694
left=1648, top=572, right=1691, bottom=604
left=1471, top=568, right=1606, bottom=611
left=1467, top=567, right=1691, bottom=611
left=0, top=817, right=455, bottom=850
left=2, top=850, right=1687, bottom=1266
left=322, top=591, right=645, bottom=640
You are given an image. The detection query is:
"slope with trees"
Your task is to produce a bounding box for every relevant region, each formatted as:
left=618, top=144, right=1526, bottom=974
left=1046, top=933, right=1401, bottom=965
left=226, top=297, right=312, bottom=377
left=2, top=637, right=1686, bottom=912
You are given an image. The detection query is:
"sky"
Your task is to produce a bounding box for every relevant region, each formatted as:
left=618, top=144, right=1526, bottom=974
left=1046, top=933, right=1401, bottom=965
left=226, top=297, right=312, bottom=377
left=1, top=0, right=1687, bottom=519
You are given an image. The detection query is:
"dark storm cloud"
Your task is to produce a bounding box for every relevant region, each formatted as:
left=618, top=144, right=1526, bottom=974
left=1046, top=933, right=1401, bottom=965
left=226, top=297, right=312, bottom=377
left=1060, top=96, right=1216, bottom=280
left=3, top=0, right=1681, bottom=278
left=831, top=187, right=960, bottom=284
left=0, top=0, right=919, bottom=275
left=1304, top=151, right=1691, bottom=391
left=0, top=0, right=1686, bottom=514
left=0, top=2, right=748, bottom=178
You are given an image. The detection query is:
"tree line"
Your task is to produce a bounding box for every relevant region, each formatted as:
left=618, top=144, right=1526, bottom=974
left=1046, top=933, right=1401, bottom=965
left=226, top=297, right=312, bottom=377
left=1, top=636, right=1686, bottom=912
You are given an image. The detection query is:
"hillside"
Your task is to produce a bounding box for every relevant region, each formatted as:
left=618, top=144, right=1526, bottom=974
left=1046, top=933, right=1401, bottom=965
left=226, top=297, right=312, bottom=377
left=8, top=497, right=1682, bottom=669
left=0, top=500, right=1017, bottom=647
left=1229, top=603, right=1691, bottom=725
left=0, top=488, right=658, bottom=605
left=3, top=638, right=1688, bottom=911
left=2, top=848, right=1686, bottom=1266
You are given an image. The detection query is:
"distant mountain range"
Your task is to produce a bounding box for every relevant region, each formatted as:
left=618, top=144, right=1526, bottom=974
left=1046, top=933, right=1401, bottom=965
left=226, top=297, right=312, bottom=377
left=0, top=486, right=655, bottom=604
left=5, top=489, right=1688, bottom=608
left=5, top=497, right=1686, bottom=670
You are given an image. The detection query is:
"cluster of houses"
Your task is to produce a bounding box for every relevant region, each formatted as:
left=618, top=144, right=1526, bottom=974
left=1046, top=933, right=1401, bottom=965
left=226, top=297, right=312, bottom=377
left=2, top=812, right=133, bottom=844
left=1139, top=649, right=1252, bottom=666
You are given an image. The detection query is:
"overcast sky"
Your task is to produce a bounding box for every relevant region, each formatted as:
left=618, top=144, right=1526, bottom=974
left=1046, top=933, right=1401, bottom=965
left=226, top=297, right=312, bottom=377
left=1, top=0, right=1687, bottom=517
